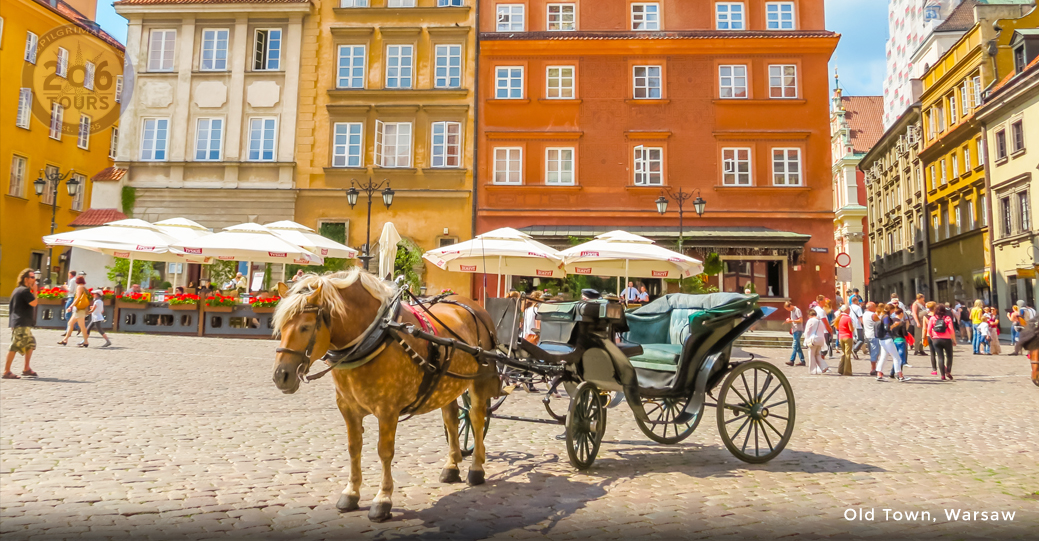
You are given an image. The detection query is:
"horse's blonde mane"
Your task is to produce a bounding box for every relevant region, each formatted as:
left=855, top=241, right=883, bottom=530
left=272, top=267, right=394, bottom=332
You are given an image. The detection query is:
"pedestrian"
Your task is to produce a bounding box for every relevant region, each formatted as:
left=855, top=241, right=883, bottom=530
left=814, top=295, right=834, bottom=358
left=863, top=301, right=880, bottom=376
left=976, top=316, right=991, bottom=354
left=60, top=270, right=76, bottom=321
left=836, top=305, right=854, bottom=376
left=970, top=300, right=985, bottom=354
left=928, top=303, right=956, bottom=380
left=621, top=281, right=638, bottom=303
left=875, top=304, right=908, bottom=382
left=890, top=292, right=907, bottom=311
left=4, top=269, right=40, bottom=379
left=803, top=309, right=829, bottom=374
left=911, top=293, right=927, bottom=356
left=784, top=301, right=806, bottom=366
left=850, top=296, right=865, bottom=359
left=59, top=276, right=91, bottom=347
left=83, top=289, right=112, bottom=348
left=850, top=288, right=863, bottom=304
left=925, top=301, right=938, bottom=375
left=890, top=308, right=910, bottom=378
left=985, top=307, right=1001, bottom=355
left=1012, top=300, right=1035, bottom=356
left=835, top=291, right=844, bottom=307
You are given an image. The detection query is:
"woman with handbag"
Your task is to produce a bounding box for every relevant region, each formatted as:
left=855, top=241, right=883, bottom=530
left=59, top=276, right=91, bottom=347
left=927, top=304, right=956, bottom=380
left=803, top=310, right=830, bottom=375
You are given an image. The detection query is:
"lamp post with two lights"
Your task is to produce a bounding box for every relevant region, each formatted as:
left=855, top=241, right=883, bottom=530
left=33, top=168, right=80, bottom=285
left=655, top=188, right=706, bottom=286
left=347, top=178, right=395, bottom=271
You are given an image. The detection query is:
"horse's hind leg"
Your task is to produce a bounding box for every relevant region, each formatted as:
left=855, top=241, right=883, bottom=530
left=467, top=378, right=496, bottom=486
left=368, top=412, right=399, bottom=522
left=335, top=401, right=364, bottom=512
left=439, top=400, right=463, bottom=483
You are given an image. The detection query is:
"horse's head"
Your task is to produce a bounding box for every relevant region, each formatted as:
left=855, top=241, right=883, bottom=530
left=272, top=281, right=332, bottom=394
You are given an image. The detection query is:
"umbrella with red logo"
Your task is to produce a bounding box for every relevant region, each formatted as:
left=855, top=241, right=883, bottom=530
left=559, top=231, right=703, bottom=293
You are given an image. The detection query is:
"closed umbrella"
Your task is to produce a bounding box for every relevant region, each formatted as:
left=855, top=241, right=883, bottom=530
left=559, top=230, right=703, bottom=287
left=377, top=222, right=402, bottom=281
left=263, top=220, right=358, bottom=259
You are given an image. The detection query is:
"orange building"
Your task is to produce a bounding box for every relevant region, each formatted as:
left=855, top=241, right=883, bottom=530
left=476, top=0, right=839, bottom=323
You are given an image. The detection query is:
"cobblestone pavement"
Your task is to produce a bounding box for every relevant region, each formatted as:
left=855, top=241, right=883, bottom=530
left=1, top=324, right=1037, bottom=540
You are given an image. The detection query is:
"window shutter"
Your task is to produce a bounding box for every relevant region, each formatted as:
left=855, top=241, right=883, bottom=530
left=375, top=120, right=384, bottom=167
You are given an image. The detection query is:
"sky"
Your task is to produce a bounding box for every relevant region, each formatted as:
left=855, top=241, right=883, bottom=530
left=95, top=0, right=889, bottom=97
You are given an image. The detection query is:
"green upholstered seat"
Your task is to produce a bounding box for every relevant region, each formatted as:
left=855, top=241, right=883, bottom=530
left=629, top=344, right=684, bottom=372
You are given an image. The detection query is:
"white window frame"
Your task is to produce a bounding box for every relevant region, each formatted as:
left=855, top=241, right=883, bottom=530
left=9, top=155, right=27, bottom=197
left=254, top=29, right=282, bottom=71
left=964, top=146, right=971, bottom=170
left=948, top=95, right=957, bottom=125
left=766, top=2, right=796, bottom=30
left=84, top=61, right=95, bottom=90
left=49, top=102, right=63, bottom=140
left=633, top=145, right=663, bottom=186
left=547, top=3, right=576, bottom=31
left=495, top=66, right=524, bottom=99
left=115, top=75, right=123, bottom=103
left=940, top=158, right=947, bottom=184
left=972, top=75, right=982, bottom=108
left=200, top=28, right=229, bottom=71
left=433, top=44, right=462, bottom=89
left=631, top=3, right=660, bottom=31
left=337, top=44, right=367, bottom=89
left=545, top=147, right=575, bottom=185
left=977, top=137, right=985, bottom=166
left=1019, top=191, right=1031, bottom=232
left=1011, top=119, right=1025, bottom=154
left=633, top=65, right=662, bottom=99
left=385, top=44, right=414, bottom=89
left=148, top=29, right=176, bottom=72
left=962, top=80, right=972, bottom=114
left=438, top=0, right=464, bottom=6
left=769, top=65, right=797, bottom=98
left=332, top=122, right=364, bottom=168
left=16, top=88, right=32, bottom=129
left=340, top=0, right=369, bottom=6
left=56, top=47, right=68, bottom=78
left=722, top=147, right=752, bottom=185
left=493, top=147, right=522, bottom=184
left=77, top=114, right=90, bottom=149
left=546, top=66, right=575, bottom=99
left=247, top=117, right=278, bottom=162
left=375, top=120, right=412, bottom=168
left=70, top=173, right=85, bottom=212
left=719, top=65, right=747, bottom=99
left=25, top=31, right=38, bottom=64
left=41, top=165, right=58, bottom=205
left=195, top=117, right=224, bottom=161
left=140, top=118, right=169, bottom=161
left=771, top=148, right=802, bottom=186
left=496, top=4, right=525, bottom=32
left=431, top=121, right=463, bottom=168
left=388, top=0, right=416, bottom=6
left=716, top=2, right=745, bottom=30
left=109, top=128, right=119, bottom=160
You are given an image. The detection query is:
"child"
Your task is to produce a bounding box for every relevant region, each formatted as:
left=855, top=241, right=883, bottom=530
left=83, top=289, right=112, bottom=348
left=976, top=317, right=991, bottom=354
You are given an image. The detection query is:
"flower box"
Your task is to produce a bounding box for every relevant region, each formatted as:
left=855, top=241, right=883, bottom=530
left=116, top=300, right=148, bottom=310
left=251, top=306, right=277, bottom=314
left=169, top=303, right=199, bottom=311
left=36, top=297, right=64, bottom=306
left=205, top=306, right=234, bottom=313
left=248, top=295, right=280, bottom=313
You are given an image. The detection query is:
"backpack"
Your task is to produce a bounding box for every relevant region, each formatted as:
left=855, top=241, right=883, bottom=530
left=932, top=316, right=947, bottom=334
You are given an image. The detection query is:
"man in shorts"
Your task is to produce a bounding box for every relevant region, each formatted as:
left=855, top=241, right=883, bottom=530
left=5, top=268, right=40, bottom=379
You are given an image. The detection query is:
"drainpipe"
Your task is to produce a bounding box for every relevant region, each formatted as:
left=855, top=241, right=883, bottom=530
left=471, top=0, right=482, bottom=301
left=981, top=124, right=997, bottom=310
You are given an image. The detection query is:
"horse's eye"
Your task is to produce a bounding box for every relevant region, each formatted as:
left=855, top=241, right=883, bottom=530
left=299, top=326, right=311, bottom=333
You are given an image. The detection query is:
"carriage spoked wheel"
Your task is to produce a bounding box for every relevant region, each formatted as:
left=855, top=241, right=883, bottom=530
left=454, top=392, right=490, bottom=458
left=715, top=361, right=795, bottom=464
left=564, top=382, right=608, bottom=470
left=633, top=393, right=703, bottom=444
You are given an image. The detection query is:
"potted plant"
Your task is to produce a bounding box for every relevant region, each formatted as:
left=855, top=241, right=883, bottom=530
left=205, top=292, right=238, bottom=313
left=249, top=295, right=280, bottom=314
left=35, top=287, right=66, bottom=305
left=167, top=293, right=200, bottom=311
left=116, top=291, right=151, bottom=309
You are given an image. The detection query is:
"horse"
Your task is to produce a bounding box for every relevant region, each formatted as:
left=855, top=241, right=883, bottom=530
left=271, top=269, right=500, bottom=521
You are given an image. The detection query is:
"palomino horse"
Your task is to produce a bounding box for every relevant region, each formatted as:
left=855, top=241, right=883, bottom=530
left=271, top=269, right=499, bottom=521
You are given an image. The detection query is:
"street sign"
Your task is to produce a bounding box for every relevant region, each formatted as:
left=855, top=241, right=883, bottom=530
left=836, top=252, right=852, bottom=268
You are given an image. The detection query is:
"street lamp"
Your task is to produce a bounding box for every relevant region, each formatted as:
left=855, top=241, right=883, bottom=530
left=656, top=188, right=706, bottom=286
left=34, top=168, right=79, bottom=284
left=347, top=177, right=393, bottom=271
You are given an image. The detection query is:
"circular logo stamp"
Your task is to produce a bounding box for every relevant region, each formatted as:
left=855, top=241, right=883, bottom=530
left=21, top=24, right=132, bottom=137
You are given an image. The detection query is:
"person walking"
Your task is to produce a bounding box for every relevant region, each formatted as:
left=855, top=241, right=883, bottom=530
left=836, top=305, right=854, bottom=375
left=889, top=308, right=910, bottom=378
left=911, top=294, right=927, bottom=356
left=59, top=276, right=91, bottom=347
left=925, top=301, right=939, bottom=375
left=928, top=304, right=956, bottom=380
left=813, top=295, right=834, bottom=359
left=863, top=301, right=880, bottom=376
left=970, top=300, right=985, bottom=354
left=850, top=296, right=865, bottom=359
left=875, top=304, right=908, bottom=381
left=4, top=269, right=40, bottom=379
left=83, top=289, right=112, bottom=348
left=1012, top=300, right=1035, bottom=356
left=985, top=307, right=1002, bottom=355
left=803, top=310, right=829, bottom=374
left=784, top=301, right=806, bottom=366
left=60, top=270, right=76, bottom=321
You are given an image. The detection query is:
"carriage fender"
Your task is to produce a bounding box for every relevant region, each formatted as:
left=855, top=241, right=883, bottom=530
left=579, top=340, right=637, bottom=393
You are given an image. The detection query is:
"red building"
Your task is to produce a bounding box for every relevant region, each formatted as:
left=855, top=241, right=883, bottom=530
left=476, top=0, right=839, bottom=325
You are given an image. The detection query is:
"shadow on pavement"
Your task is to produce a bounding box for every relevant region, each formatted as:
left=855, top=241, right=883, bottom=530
left=20, top=376, right=93, bottom=384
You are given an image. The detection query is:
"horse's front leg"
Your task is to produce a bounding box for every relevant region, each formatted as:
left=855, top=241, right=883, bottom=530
left=335, top=399, right=364, bottom=512
left=467, top=378, right=497, bottom=486
left=368, top=412, right=399, bottom=522
left=439, top=400, right=463, bottom=483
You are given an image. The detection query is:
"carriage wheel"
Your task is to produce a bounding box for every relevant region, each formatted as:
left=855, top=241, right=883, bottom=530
left=455, top=392, right=490, bottom=458
left=565, top=382, right=607, bottom=470
left=715, top=361, right=795, bottom=464
left=633, top=393, right=703, bottom=445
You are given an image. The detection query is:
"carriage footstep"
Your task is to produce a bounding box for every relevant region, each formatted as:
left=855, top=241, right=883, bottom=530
left=467, top=469, right=485, bottom=486
left=440, top=467, right=462, bottom=484
left=336, top=494, right=359, bottom=512
left=368, top=502, right=393, bottom=522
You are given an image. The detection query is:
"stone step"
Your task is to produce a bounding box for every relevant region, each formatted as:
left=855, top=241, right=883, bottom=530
left=734, top=332, right=792, bottom=349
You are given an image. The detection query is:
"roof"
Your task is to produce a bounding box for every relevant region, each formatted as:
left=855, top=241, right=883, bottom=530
left=841, top=96, right=885, bottom=153
left=481, top=30, right=838, bottom=41
left=518, top=226, right=812, bottom=246
left=115, top=0, right=307, bottom=4
left=33, top=0, right=124, bottom=51
left=935, top=0, right=979, bottom=33
left=990, top=54, right=1039, bottom=93
left=69, top=208, right=128, bottom=227
left=92, top=167, right=127, bottom=182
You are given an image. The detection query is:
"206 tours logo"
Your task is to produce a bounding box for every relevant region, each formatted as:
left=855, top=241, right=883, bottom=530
left=22, top=24, right=131, bottom=135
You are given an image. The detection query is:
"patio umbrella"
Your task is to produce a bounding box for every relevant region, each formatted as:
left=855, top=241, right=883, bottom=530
left=377, top=222, right=402, bottom=281
left=559, top=230, right=703, bottom=287
left=263, top=220, right=358, bottom=259
left=152, top=218, right=213, bottom=287
left=170, top=222, right=324, bottom=265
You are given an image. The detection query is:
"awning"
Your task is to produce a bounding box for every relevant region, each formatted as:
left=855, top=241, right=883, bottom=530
left=519, top=226, right=811, bottom=249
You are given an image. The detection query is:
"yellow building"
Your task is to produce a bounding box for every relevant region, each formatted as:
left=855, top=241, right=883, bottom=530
left=294, top=0, right=475, bottom=294
left=1, top=0, right=123, bottom=293
left=917, top=1, right=1037, bottom=304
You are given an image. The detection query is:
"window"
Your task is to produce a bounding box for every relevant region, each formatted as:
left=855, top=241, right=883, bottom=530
left=1011, top=120, right=1025, bottom=153
left=633, top=65, right=661, bottom=99
left=77, top=115, right=90, bottom=149
left=388, top=0, right=416, bottom=6
left=547, top=4, right=576, bottom=31
left=431, top=121, right=462, bottom=168
left=340, top=0, right=368, bottom=6
left=493, top=147, right=522, bottom=184
left=977, top=137, right=985, bottom=166
left=337, top=45, right=366, bottom=88
left=385, top=45, right=413, bottom=88
left=56, top=47, right=68, bottom=78
left=722, top=148, right=751, bottom=185
left=1001, top=196, right=1013, bottom=237
left=497, top=4, right=525, bottom=32
left=546, top=66, right=574, bottom=99
left=719, top=65, right=747, bottom=98
left=545, top=148, right=574, bottom=185
left=247, top=118, right=277, bottom=161
left=70, top=174, right=84, bottom=212
left=633, top=145, right=663, bottom=185
left=972, top=75, right=982, bottom=107
left=1019, top=191, right=1031, bottom=232
left=495, top=66, right=523, bottom=99
left=964, top=146, right=971, bottom=170
left=9, top=155, right=26, bottom=197
left=766, top=2, right=796, bottom=29
left=928, top=165, right=935, bottom=189
left=980, top=194, right=988, bottom=226
left=375, top=121, right=412, bottom=168
left=201, top=29, right=229, bottom=71
left=84, top=61, right=95, bottom=90
left=949, top=95, right=958, bottom=125
left=928, top=109, right=936, bottom=139
left=141, top=118, right=169, bottom=161
left=954, top=204, right=962, bottom=236
left=631, top=3, right=660, bottom=30
left=438, top=0, right=464, bottom=5
left=25, top=31, right=38, bottom=63
left=1015, top=46, right=1026, bottom=74
left=995, top=129, right=1008, bottom=160
left=939, top=159, right=947, bottom=185
left=16, top=88, right=32, bottom=129
left=434, top=45, right=462, bottom=89
left=109, top=128, right=119, bottom=160
left=932, top=214, right=940, bottom=241
left=967, top=199, right=975, bottom=231
left=148, top=30, right=176, bottom=72
left=254, top=29, right=281, bottom=71
left=772, top=148, right=801, bottom=185
left=768, top=65, right=797, bottom=98
left=49, top=102, right=63, bottom=140
left=962, top=80, right=972, bottom=114
left=951, top=154, right=958, bottom=177
left=195, top=118, right=223, bottom=161
left=115, top=75, right=123, bottom=103
left=716, top=3, right=745, bottom=30
left=937, top=103, right=945, bottom=132
left=332, top=122, right=364, bottom=168
left=723, top=260, right=785, bottom=297
left=944, top=206, right=950, bottom=239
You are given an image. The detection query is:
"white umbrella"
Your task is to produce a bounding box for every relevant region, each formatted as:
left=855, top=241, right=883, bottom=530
left=377, top=222, right=402, bottom=281
left=263, top=220, right=358, bottom=259
left=170, top=222, right=324, bottom=265
left=559, top=230, right=703, bottom=283
left=151, top=218, right=213, bottom=287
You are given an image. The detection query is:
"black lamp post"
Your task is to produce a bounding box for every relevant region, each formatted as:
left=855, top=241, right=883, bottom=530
left=347, top=177, right=394, bottom=271
left=656, top=188, right=706, bottom=286
left=34, top=168, right=80, bottom=284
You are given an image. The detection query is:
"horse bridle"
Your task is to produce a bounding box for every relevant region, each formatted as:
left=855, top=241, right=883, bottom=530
left=274, top=304, right=330, bottom=383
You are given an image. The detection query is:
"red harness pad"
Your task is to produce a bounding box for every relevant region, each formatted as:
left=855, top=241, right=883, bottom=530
left=403, top=304, right=437, bottom=336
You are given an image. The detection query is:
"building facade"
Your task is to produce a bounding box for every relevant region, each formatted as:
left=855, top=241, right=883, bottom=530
left=830, top=88, right=883, bottom=299
left=1, top=0, right=123, bottom=292
left=475, top=0, right=839, bottom=323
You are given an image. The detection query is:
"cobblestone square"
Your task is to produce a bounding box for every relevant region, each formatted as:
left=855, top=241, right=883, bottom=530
left=2, top=325, right=1036, bottom=540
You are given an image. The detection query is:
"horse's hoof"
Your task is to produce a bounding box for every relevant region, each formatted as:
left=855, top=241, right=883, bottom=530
left=467, top=469, right=485, bottom=486
left=336, top=494, right=359, bottom=512
left=440, top=467, right=462, bottom=484
left=367, top=501, right=392, bottom=522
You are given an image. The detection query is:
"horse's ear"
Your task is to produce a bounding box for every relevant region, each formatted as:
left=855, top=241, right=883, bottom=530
left=307, top=284, right=323, bottom=304
left=277, top=282, right=289, bottom=298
